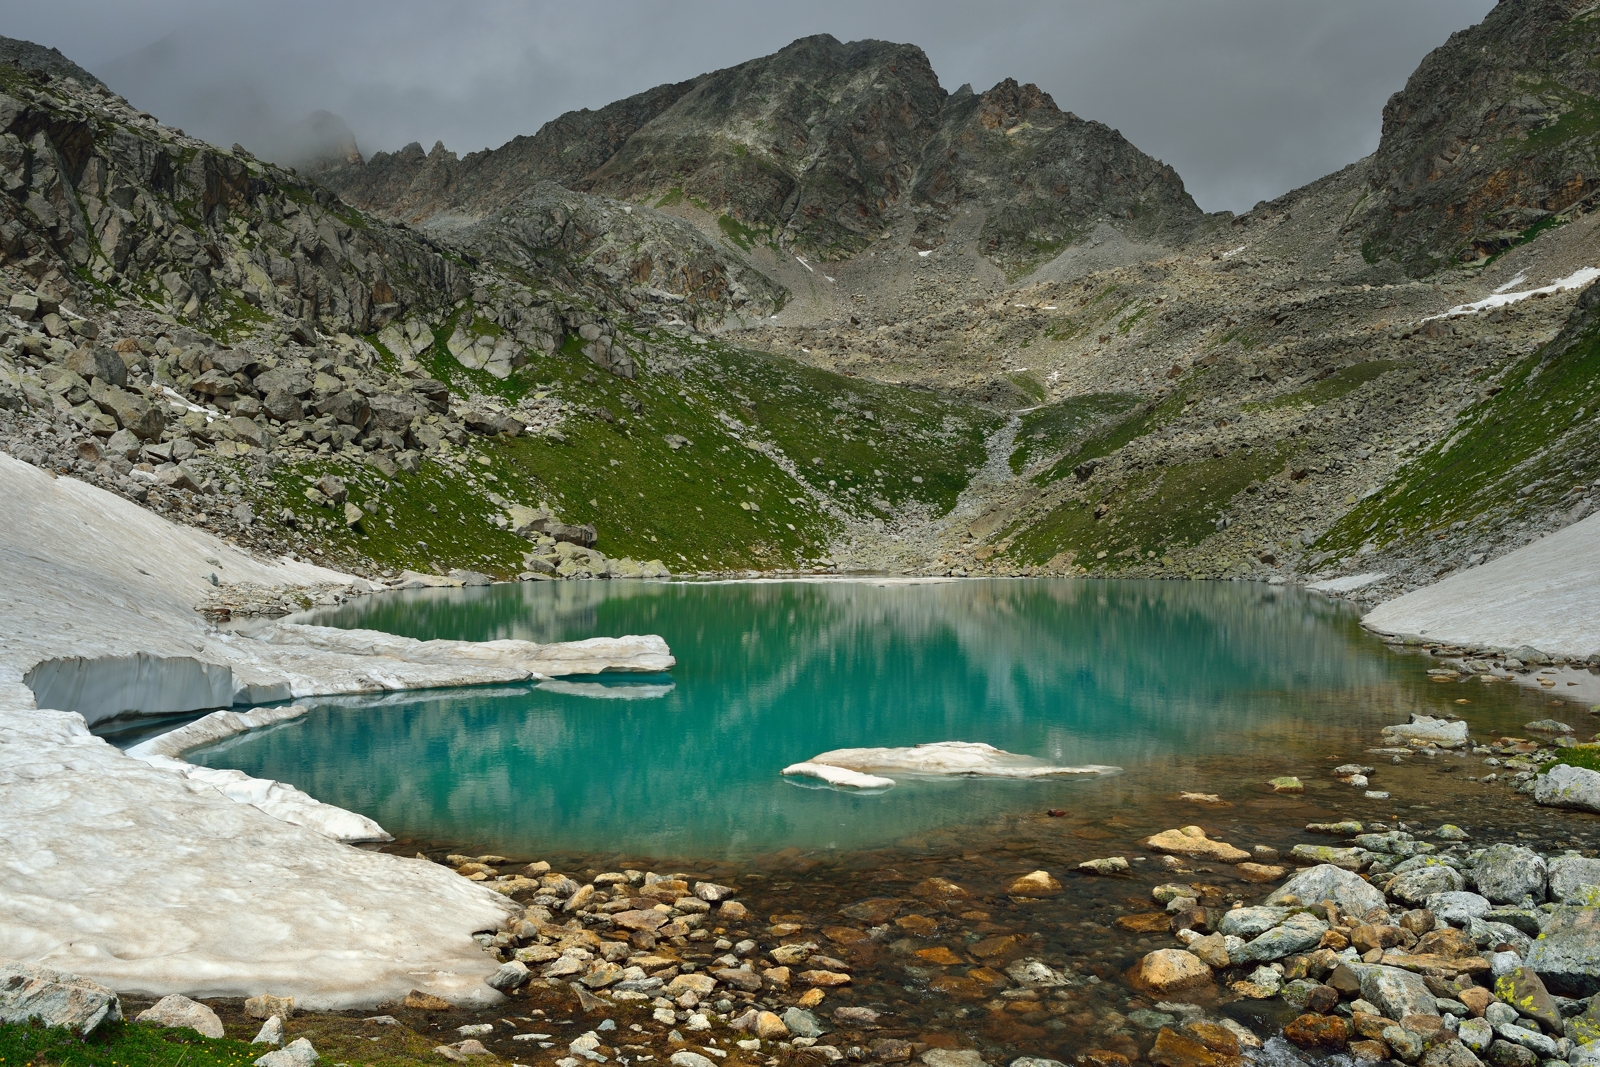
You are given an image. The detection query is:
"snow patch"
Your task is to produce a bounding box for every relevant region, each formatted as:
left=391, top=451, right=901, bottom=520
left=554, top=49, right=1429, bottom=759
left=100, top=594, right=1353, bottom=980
left=918, top=249, right=933, bottom=258
left=1423, top=267, right=1600, bottom=320
left=1493, top=271, right=1528, bottom=294
left=794, top=256, right=813, bottom=273
left=1307, top=572, right=1391, bottom=594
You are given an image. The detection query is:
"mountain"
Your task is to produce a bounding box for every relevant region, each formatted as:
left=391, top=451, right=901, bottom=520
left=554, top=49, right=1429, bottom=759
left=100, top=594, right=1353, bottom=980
left=4, top=9, right=1600, bottom=604
left=321, top=35, right=1205, bottom=271
left=0, top=36, right=104, bottom=89
left=1359, top=0, right=1600, bottom=274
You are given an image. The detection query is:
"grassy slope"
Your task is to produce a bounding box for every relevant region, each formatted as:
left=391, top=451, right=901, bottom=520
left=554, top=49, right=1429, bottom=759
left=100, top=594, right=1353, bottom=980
left=230, top=324, right=998, bottom=576
left=1315, top=304, right=1600, bottom=557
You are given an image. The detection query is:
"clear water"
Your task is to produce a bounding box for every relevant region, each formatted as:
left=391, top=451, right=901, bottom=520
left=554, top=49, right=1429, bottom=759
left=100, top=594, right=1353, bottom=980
left=187, top=578, right=1454, bottom=859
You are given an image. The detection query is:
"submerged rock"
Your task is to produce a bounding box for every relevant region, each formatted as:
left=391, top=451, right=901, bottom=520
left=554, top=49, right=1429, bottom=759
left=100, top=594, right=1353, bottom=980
left=1135, top=949, right=1212, bottom=993
left=1144, top=825, right=1250, bottom=863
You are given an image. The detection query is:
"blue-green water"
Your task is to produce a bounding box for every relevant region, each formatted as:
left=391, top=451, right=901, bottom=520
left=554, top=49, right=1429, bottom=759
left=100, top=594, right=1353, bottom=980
left=189, top=578, right=1455, bottom=859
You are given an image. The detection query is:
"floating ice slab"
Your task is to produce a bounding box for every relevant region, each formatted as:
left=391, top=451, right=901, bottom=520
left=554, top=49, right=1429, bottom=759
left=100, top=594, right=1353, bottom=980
left=793, top=741, right=1120, bottom=780
left=781, top=762, right=896, bottom=789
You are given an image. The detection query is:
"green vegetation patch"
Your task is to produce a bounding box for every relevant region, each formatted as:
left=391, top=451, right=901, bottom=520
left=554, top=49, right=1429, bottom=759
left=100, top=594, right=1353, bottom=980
left=1009, top=393, right=1141, bottom=474
left=1244, top=360, right=1402, bottom=412
left=0, top=1019, right=258, bottom=1067
left=1316, top=310, right=1600, bottom=556
left=1543, top=747, right=1600, bottom=774
left=1009, top=445, right=1289, bottom=569
left=654, top=187, right=685, bottom=209
left=1032, top=389, right=1193, bottom=487
left=716, top=214, right=769, bottom=254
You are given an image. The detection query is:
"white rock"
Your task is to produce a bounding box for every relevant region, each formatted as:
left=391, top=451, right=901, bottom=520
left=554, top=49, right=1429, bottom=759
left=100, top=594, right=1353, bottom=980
left=253, top=1016, right=285, bottom=1046
left=1379, top=715, right=1468, bottom=748
left=255, top=1037, right=319, bottom=1067
left=1535, top=765, right=1600, bottom=815
left=781, top=762, right=895, bottom=789
left=136, top=994, right=225, bottom=1038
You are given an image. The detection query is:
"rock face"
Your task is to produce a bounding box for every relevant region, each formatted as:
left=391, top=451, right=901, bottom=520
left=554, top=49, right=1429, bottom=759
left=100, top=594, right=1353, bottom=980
left=1360, top=0, right=1600, bottom=273
left=1535, top=765, right=1600, bottom=815
left=0, top=961, right=123, bottom=1035
left=1525, top=898, right=1600, bottom=996
left=136, top=994, right=226, bottom=1038
left=1549, top=855, right=1600, bottom=901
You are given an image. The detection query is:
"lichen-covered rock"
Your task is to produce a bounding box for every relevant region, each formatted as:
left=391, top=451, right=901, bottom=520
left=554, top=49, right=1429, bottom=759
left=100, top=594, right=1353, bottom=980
left=1217, top=906, right=1290, bottom=939
left=1381, top=715, right=1469, bottom=748
left=1288, top=844, right=1372, bottom=871
left=1524, top=899, right=1600, bottom=996
left=1493, top=967, right=1561, bottom=1033
left=1535, top=764, right=1600, bottom=814
left=1389, top=863, right=1466, bottom=904
left=1550, top=856, right=1600, bottom=902
left=1359, top=964, right=1437, bottom=1021
left=1268, top=863, right=1387, bottom=915
left=1427, top=891, right=1493, bottom=925
left=1474, top=844, right=1546, bottom=905
left=1231, top=912, right=1329, bottom=964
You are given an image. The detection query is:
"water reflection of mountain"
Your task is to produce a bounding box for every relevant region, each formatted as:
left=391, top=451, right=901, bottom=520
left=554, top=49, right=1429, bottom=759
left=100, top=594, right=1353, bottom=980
left=222, top=580, right=1431, bottom=858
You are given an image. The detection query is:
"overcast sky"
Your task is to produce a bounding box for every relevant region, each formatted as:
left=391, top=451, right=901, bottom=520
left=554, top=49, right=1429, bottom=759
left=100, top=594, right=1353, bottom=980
left=13, top=0, right=1494, bottom=214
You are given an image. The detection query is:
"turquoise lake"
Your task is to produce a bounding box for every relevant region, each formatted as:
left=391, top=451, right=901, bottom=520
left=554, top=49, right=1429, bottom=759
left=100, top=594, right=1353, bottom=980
left=186, top=578, right=1469, bottom=859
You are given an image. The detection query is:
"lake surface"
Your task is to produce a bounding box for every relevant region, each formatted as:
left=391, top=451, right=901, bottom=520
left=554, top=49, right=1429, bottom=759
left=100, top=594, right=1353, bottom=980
left=186, top=578, right=1486, bottom=859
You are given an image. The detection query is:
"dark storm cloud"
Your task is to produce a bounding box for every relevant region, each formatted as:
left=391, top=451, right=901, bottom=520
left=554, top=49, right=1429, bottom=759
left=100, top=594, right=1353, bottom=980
left=10, top=0, right=1493, bottom=213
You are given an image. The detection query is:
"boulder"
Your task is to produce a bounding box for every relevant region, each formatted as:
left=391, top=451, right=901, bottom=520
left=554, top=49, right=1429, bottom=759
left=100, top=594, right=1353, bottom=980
left=1381, top=715, right=1469, bottom=748
left=1535, top=764, right=1600, bottom=815
left=136, top=994, right=225, bottom=1039
left=90, top=381, right=165, bottom=440
left=262, top=389, right=303, bottom=423
left=1232, top=912, right=1329, bottom=964
left=1135, top=949, right=1212, bottom=993
left=1268, top=864, right=1387, bottom=915
left=254, top=1037, right=318, bottom=1067
left=1475, top=845, right=1546, bottom=904
left=781, top=1007, right=823, bottom=1038
left=1523, top=899, right=1600, bottom=996
left=1546, top=856, right=1600, bottom=903
left=315, top=390, right=370, bottom=430
left=252, top=1016, right=285, bottom=1046
left=1217, top=906, right=1290, bottom=939
left=1359, top=964, right=1438, bottom=1021
left=66, top=345, right=127, bottom=387
left=1390, top=864, right=1466, bottom=905
left=1288, top=844, right=1371, bottom=870
left=485, top=961, right=531, bottom=992
left=1143, top=825, right=1250, bottom=863
left=1427, top=891, right=1493, bottom=926
left=0, top=961, right=123, bottom=1035
left=1007, top=870, right=1064, bottom=895
left=1492, top=967, right=1560, bottom=1033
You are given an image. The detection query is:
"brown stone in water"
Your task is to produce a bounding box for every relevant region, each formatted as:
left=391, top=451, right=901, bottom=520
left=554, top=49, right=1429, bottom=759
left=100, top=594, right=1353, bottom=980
left=1080, top=1051, right=1133, bottom=1067
left=718, top=901, right=749, bottom=921
left=403, top=989, right=452, bottom=1011
left=1236, top=863, right=1287, bottom=883
left=840, top=898, right=902, bottom=924
left=763, top=966, right=790, bottom=989
left=914, top=946, right=965, bottom=965
left=611, top=909, right=670, bottom=932
left=1115, top=912, right=1172, bottom=934
left=1144, top=826, right=1251, bottom=863
left=1190, top=933, right=1230, bottom=969
left=970, top=934, right=1024, bottom=960
left=1305, top=985, right=1341, bottom=1014
left=870, top=1038, right=915, bottom=1062
left=967, top=965, right=1009, bottom=989
left=896, top=914, right=940, bottom=934
left=824, top=925, right=871, bottom=945
left=1150, top=1026, right=1243, bottom=1067
left=928, top=975, right=982, bottom=999
left=1285, top=1014, right=1348, bottom=1051
left=797, top=988, right=826, bottom=1008
left=1007, top=870, right=1064, bottom=896
left=911, top=877, right=970, bottom=900
left=1182, top=1021, right=1243, bottom=1056
left=1135, top=949, right=1213, bottom=994
left=714, top=967, right=764, bottom=992
left=801, top=969, right=852, bottom=986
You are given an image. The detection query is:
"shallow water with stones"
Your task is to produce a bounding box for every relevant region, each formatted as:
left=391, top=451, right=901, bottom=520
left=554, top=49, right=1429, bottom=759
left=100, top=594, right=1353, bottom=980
left=166, top=579, right=1600, bottom=1061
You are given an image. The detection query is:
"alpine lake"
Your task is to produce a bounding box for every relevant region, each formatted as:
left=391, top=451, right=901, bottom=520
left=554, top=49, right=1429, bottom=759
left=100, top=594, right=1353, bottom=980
left=105, top=578, right=1600, bottom=1062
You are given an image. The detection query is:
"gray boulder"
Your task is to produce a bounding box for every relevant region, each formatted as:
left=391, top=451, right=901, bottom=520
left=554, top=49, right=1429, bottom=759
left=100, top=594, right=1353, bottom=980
left=1427, top=891, right=1493, bottom=925
left=136, top=994, right=224, bottom=1038
left=1469, top=918, right=1532, bottom=955
left=1536, top=765, right=1600, bottom=815
left=1231, top=912, right=1328, bottom=964
left=1549, top=856, right=1600, bottom=902
left=485, top=960, right=531, bottom=992
left=253, top=1016, right=285, bottom=1046
left=1525, top=900, right=1600, bottom=996
left=1389, top=864, right=1466, bottom=905
left=254, top=1037, right=318, bottom=1067
left=781, top=1008, right=823, bottom=1038
left=0, top=960, right=123, bottom=1035
left=1359, top=963, right=1438, bottom=1021
left=1267, top=863, right=1386, bottom=915
left=1475, top=844, right=1547, bottom=904
left=1217, top=906, right=1290, bottom=938
left=1381, top=714, right=1469, bottom=748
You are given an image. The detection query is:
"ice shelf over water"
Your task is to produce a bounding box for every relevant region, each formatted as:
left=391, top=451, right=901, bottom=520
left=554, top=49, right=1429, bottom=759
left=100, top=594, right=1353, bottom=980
left=0, top=453, right=673, bottom=1005
left=786, top=741, right=1120, bottom=787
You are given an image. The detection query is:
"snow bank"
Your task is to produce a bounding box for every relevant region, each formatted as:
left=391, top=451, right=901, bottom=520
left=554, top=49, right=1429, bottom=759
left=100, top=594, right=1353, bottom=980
left=1363, top=509, right=1600, bottom=658
left=24, top=654, right=236, bottom=725
left=126, top=705, right=309, bottom=759
left=793, top=741, right=1120, bottom=780
left=0, top=707, right=514, bottom=1008
left=1423, top=267, right=1600, bottom=321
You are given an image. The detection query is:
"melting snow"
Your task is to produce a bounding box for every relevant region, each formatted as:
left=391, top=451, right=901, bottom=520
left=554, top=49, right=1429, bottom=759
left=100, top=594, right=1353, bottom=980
left=1424, top=267, right=1600, bottom=320
left=918, top=249, right=933, bottom=257
left=790, top=741, right=1120, bottom=782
